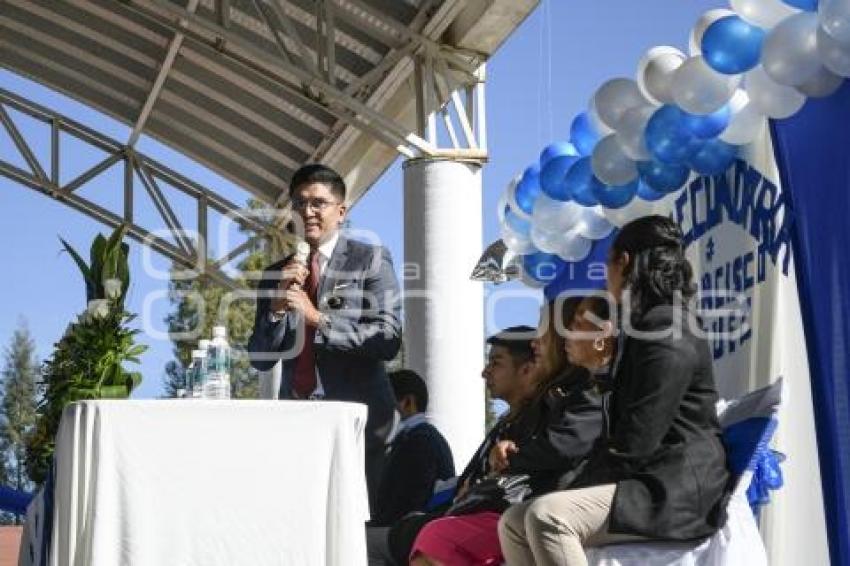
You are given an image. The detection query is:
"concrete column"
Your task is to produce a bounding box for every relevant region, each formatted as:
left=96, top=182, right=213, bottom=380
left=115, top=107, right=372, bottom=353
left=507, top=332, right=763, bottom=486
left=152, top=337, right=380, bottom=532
left=403, top=157, right=485, bottom=470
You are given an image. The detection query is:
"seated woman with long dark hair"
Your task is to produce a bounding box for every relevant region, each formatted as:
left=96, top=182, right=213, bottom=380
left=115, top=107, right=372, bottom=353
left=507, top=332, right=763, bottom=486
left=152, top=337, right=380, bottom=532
left=498, top=215, right=730, bottom=566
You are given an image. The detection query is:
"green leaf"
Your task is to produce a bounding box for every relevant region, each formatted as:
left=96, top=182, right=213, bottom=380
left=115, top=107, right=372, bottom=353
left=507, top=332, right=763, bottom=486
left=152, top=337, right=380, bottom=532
left=90, top=234, right=107, bottom=297
left=59, top=237, right=95, bottom=302
left=102, top=226, right=128, bottom=281
left=99, top=385, right=129, bottom=399
left=126, top=371, right=143, bottom=392
left=118, top=242, right=130, bottom=304
left=126, top=344, right=148, bottom=358
left=105, top=224, right=129, bottom=257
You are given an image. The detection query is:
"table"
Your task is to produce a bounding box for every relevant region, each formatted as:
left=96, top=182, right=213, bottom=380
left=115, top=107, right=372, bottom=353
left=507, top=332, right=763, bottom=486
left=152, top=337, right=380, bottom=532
left=47, top=400, right=369, bottom=566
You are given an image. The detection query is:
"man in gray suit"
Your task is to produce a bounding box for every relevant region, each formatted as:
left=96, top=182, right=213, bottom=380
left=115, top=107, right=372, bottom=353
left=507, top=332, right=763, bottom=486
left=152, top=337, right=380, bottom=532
left=248, top=164, right=402, bottom=507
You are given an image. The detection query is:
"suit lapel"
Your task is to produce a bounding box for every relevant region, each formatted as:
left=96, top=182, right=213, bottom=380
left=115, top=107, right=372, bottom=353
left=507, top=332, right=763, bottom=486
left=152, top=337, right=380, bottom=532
left=319, top=235, right=349, bottom=301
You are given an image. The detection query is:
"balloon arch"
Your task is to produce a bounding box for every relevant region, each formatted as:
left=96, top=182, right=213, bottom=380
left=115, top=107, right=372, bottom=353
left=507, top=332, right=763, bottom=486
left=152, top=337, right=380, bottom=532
left=500, top=0, right=846, bottom=288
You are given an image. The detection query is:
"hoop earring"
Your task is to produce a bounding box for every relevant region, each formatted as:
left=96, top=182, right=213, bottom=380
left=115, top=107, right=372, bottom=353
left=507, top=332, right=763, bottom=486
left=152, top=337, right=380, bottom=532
left=593, top=337, right=605, bottom=352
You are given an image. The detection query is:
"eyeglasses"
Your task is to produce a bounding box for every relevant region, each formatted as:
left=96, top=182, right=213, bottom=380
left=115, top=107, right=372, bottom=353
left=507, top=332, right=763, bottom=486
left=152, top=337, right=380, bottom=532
left=291, top=197, right=341, bottom=212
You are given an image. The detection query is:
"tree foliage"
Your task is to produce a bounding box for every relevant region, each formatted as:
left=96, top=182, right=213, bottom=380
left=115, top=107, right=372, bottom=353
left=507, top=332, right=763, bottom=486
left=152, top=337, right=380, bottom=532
left=0, top=320, right=39, bottom=523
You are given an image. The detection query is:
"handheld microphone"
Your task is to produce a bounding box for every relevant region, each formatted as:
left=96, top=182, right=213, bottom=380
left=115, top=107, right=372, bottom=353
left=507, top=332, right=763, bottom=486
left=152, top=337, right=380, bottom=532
left=289, top=240, right=311, bottom=292
left=274, top=240, right=312, bottom=317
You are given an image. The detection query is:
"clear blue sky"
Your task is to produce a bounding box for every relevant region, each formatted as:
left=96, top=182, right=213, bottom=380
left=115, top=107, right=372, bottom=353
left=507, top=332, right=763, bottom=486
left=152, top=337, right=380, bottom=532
left=0, top=0, right=715, bottom=398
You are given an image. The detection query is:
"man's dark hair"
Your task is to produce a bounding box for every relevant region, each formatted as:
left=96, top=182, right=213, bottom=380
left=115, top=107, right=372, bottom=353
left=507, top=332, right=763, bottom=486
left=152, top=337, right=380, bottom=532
left=486, top=325, right=536, bottom=366
left=389, top=369, right=428, bottom=412
left=289, top=163, right=346, bottom=201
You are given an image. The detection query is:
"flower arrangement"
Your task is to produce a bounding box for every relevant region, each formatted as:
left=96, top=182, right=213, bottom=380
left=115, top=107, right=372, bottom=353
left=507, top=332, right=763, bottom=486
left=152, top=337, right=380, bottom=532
left=25, top=226, right=147, bottom=484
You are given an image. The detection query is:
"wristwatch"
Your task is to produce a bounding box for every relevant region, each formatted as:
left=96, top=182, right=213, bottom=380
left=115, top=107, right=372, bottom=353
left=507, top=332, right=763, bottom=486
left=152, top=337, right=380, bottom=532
left=268, top=310, right=285, bottom=324
left=317, top=313, right=332, bottom=331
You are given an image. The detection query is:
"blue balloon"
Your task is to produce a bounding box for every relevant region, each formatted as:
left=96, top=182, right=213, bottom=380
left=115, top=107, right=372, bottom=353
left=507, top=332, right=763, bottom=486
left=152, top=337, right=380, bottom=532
left=540, top=154, right=579, bottom=201
left=682, top=105, right=731, bottom=139
left=782, top=0, right=817, bottom=11
left=637, top=159, right=690, bottom=193
left=504, top=208, right=531, bottom=235
left=636, top=181, right=667, bottom=202
left=540, top=141, right=578, bottom=167
left=514, top=165, right=542, bottom=214
left=687, top=139, right=739, bottom=175
left=570, top=113, right=600, bottom=156
left=562, top=157, right=601, bottom=206
left=645, top=105, right=699, bottom=165
left=592, top=180, right=639, bottom=209
left=702, top=16, right=766, bottom=75
left=523, top=252, right=567, bottom=283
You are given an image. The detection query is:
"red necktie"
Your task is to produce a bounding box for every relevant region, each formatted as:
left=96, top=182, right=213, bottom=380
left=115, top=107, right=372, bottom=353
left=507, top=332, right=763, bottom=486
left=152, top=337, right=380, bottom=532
left=292, top=251, right=320, bottom=398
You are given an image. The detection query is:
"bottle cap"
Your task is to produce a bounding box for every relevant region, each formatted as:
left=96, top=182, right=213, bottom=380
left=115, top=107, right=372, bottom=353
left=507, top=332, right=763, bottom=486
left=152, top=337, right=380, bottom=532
left=199, top=339, right=211, bottom=350
left=212, top=326, right=226, bottom=338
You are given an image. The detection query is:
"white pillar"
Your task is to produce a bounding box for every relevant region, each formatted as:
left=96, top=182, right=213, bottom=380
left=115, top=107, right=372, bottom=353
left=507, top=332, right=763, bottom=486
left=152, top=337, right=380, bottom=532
left=403, top=157, right=485, bottom=470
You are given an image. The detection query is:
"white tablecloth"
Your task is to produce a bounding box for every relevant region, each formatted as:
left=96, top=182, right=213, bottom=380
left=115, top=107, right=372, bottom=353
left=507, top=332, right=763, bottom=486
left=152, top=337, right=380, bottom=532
left=48, top=400, right=369, bottom=566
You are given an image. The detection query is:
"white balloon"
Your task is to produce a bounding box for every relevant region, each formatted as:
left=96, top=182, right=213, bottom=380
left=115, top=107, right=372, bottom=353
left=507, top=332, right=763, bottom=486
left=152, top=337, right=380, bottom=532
left=731, top=0, right=798, bottom=29
left=672, top=56, right=742, bottom=114
left=820, top=0, right=850, bottom=44
left=574, top=207, right=615, bottom=240
left=615, top=105, right=655, bottom=160
left=592, top=134, right=639, bottom=185
left=817, top=25, right=850, bottom=77
left=797, top=66, right=844, bottom=97
left=588, top=97, right=615, bottom=136
left=496, top=189, right=510, bottom=225
left=501, top=225, right=537, bottom=255
left=689, top=9, right=737, bottom=55
left=531, top=225, right=563, bottom=255
left=506, top=174, right=532, bottom=221
left=604, top=194, right=678, bottom=227
left=531, top=194, right=585, bottom=234
left=746, top=65, right=807, bottom=118
left=762, top=13, right=823, bottom=87
left=719, top=90, right=767, bottom=144
left=603, top=202, right=647, bottom=227
left=593, top=78, right=647, bottom=131
left=557, top=232, right=593, bottom=262
left=637, top=46, right=687, bottom=103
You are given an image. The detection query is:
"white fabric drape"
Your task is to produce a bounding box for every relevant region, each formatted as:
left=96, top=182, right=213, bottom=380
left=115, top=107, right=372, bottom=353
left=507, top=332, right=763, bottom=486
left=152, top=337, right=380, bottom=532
left=44, top=400, right=368, bottom=566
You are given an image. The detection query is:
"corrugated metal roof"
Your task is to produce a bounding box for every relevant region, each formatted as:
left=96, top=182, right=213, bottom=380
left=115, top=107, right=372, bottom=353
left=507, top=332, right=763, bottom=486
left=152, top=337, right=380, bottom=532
left=1, top=0, right=537, bottom=206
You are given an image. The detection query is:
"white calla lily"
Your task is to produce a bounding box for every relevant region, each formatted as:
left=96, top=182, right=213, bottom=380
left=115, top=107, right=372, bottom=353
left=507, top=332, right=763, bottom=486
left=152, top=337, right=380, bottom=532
left=104, top=278, right=122, bottom=300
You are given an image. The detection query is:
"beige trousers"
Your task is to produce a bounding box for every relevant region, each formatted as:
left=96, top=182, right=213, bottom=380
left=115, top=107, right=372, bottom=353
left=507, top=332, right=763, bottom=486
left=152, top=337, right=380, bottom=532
left=498, top=483, right=645, bottom=566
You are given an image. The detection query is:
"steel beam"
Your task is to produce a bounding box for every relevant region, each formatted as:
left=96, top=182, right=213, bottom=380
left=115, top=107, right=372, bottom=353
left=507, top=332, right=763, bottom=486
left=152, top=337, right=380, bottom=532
left=0, top=104, right=48, bottom=181
left=127, top=0, right=436, bottom=157
left=128, top=0, right=200, bottom=148
left=0, top=87, right=281, bottom=289
left=331, top=0, right=479, bottom=77
left=258, top=0, right=318, bottom=77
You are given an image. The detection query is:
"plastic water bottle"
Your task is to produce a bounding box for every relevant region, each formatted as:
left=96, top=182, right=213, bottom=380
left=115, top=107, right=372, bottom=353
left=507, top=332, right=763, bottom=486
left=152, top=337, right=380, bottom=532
left=190, top=349, right=207, bottom=399
left=180, top=357, right=193, bottom=399
left=206, top=326, right=231, bottom=399
left=196, top=340, right=211, bottom=398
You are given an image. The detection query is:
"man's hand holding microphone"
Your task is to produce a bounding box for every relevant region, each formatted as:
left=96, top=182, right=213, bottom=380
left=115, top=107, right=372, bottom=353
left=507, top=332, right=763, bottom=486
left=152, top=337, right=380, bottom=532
left=270, top=241, right=321, bottom=327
